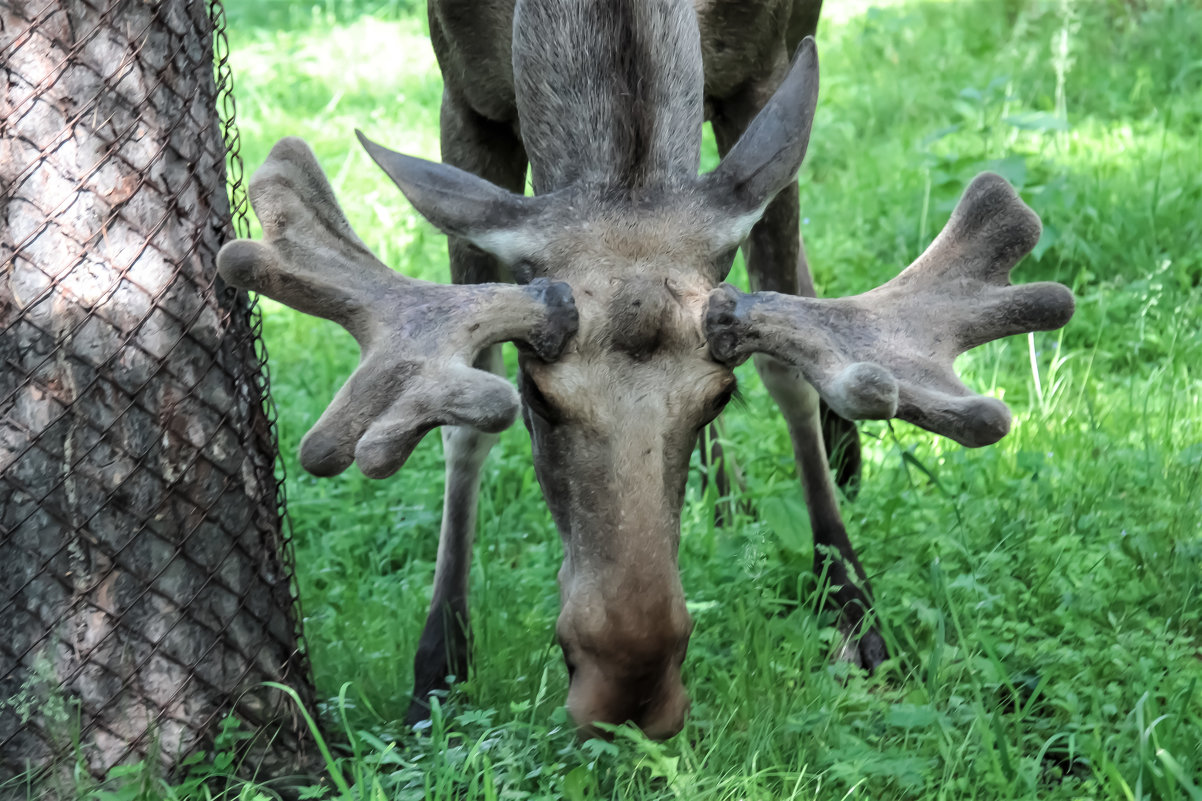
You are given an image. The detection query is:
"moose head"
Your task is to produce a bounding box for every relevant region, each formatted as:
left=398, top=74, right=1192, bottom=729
left=217, top=0, right=1073, bottom=738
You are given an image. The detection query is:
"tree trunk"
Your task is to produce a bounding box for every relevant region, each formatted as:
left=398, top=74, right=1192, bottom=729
left=0, top=0, right=313, bottom=788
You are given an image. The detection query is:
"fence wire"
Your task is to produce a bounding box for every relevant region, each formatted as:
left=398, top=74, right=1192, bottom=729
left=0, top=0, right=312, bottom=789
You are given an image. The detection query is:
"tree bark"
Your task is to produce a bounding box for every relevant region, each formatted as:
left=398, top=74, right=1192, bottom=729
left=0, top=0, right=312, bottom=788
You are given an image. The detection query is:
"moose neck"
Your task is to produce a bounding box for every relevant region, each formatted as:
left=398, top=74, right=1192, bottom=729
left=512, top=0, right=705, bottom=195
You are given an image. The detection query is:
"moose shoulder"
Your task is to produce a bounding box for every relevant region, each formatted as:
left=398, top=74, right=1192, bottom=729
left=218, top=0, right=1074, bottom=739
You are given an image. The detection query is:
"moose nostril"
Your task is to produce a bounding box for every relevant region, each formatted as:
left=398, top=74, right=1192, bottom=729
left=635, top=682, right=690, bottom=740
left=565, top=662, right=690, bottom=741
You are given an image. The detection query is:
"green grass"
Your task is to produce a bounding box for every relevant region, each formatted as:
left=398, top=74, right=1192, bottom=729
left=131, top=0, right=1202, bottom=798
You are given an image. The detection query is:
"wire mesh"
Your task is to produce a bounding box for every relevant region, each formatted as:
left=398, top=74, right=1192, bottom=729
left=0, top=0, right=313, bottom=789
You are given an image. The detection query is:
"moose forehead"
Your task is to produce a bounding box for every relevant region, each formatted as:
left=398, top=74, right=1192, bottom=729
left=515, top=198, right=726, bottom=348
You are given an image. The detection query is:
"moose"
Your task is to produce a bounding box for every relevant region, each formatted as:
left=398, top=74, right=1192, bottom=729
left=217, top=0, right=1074, bottom=738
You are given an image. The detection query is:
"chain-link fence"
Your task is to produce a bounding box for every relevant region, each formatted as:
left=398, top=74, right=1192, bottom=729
left=1, top=0, right=313, bottom=790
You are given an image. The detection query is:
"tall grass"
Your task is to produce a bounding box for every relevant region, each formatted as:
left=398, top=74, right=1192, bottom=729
left=37, top=0, right=1201, bottom=798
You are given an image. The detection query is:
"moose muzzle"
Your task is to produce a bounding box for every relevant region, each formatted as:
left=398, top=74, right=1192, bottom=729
left=557, top=585, right=694, bottom=739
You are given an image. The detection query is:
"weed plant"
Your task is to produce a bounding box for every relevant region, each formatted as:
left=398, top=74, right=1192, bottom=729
left=41, top=0, right=1202, bottom=798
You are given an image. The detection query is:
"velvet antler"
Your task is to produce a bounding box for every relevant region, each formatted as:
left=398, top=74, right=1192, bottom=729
left=217, top=138, right=577, bottom=477
left=705, top=173, right=1074, bottom=447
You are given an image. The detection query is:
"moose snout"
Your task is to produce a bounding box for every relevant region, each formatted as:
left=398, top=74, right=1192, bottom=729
left=557, top=596, right=694, bottom=740
left=565, top=659, right=691, bottom=740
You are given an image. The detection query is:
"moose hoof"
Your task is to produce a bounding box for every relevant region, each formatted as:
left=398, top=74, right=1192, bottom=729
left=833, top=623, right=889, bottom=673
left=404, top=693, right=442, bottom=728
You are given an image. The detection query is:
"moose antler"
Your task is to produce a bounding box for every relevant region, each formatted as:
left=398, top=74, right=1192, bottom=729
left=705, top=172, right=1074, bottom=447
left=217, top=138, right=577, bottom=478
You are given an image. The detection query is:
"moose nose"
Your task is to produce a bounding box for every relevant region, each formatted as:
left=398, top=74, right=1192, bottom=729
left=565, top=663, right=691, bottom=740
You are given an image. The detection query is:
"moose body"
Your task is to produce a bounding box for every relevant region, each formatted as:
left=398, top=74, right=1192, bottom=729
left=218, top=0, right=1074, bottom=739
left=423, top=0, right=857, bottom=737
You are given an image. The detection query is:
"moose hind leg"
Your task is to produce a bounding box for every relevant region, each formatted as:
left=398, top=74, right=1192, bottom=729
left=755, top=355, right=887, bottom=669
left=822, top=393, right=862, bottom=498
left=749, top=194, right=885, bottom=670
left=710, top=82, right=883, bottom=668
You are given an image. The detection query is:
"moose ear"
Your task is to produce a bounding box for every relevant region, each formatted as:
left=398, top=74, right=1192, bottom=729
left=356, top=130, right=552, bottom=271
left=702, top=37, right=819, bottom=246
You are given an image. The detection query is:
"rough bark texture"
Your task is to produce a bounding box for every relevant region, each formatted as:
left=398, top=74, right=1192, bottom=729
left=0, top=0, right=312, bottom=789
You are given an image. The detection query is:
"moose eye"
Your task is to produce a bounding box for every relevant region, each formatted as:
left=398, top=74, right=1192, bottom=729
left=701, top=380, right=739, bottom=426
left=712, top=382, right=737, bottom=411
left=713, top=246, right=739, bottom=277
left=519, top=370, right=561, bottom=423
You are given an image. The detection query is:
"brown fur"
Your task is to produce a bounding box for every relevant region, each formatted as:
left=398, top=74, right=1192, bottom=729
left=412, top=0, right=837, bottom=737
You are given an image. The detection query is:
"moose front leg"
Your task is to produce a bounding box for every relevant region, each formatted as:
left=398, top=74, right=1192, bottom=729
left=407, top=343, right=505, bottom=724
left=711, top=70, right=886, bottom=671
left=407, top=92, right=529, bottom=724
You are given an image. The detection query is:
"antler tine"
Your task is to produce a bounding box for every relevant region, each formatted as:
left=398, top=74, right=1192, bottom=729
left=217, top=137, right=578, bottom=478
left=217, top=146, right=382, bottom=338
left=705, top=172, right=1075, bottom=447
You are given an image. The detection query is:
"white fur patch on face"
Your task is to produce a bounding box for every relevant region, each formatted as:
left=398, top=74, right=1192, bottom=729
left=471, top=227, right=548, bottom=267
left=711, top=206, right=768, bottom=250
